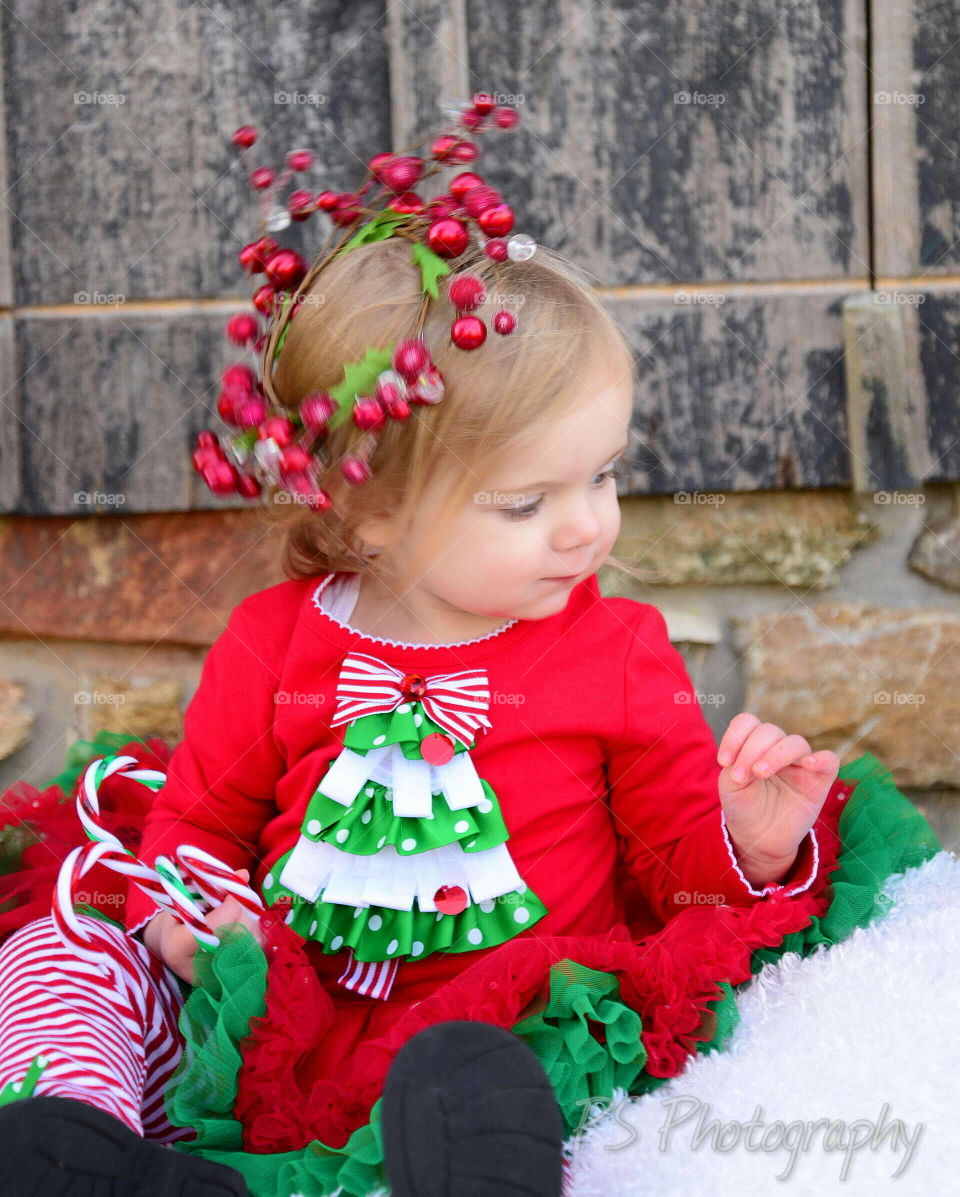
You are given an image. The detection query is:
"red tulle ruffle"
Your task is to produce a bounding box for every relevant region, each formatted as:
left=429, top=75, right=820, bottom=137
left=235, top=779, right=849, bottom=1153
left=0, top=739, right=171, bottom=944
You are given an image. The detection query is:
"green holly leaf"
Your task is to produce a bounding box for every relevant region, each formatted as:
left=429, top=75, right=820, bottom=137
left=328, top=344, right=397, bottom=429
left=336, top=208, right=413, bottom=255
left=411, top=240, right=450, bottom=299
left=273, top=292, right=295, bottom=362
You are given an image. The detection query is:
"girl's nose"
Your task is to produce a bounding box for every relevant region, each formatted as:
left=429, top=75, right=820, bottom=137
left=550, top=495, right=604, bottom=554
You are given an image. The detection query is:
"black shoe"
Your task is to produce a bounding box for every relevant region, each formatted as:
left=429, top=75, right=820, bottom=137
left=381, top=1019, right=564, bottom=1197
left=0, top=1094, right=249, bottom=1195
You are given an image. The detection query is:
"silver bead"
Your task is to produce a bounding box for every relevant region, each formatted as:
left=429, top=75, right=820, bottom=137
left=376, top=368, right=410, bottom=397
left=507, top=233, right=537, bottom=262
left=253, top=437, right=283, bottom=482
left=264, top=203, right=292, bottom=233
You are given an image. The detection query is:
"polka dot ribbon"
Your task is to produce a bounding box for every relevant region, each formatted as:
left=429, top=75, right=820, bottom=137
left=331, top=652, right=492, bottom=748
left=51, top=754, right=263, bottom=965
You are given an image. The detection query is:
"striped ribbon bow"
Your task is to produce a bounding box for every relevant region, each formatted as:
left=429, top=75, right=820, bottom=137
left=330, top=652, right=492, bottom=748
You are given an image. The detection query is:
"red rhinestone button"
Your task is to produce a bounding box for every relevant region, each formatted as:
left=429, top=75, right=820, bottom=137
left=421, top=731, right=455, bottom=765
left=400, top=673, right=426, bottom=699
left=434, top=884, right=467, bottom=915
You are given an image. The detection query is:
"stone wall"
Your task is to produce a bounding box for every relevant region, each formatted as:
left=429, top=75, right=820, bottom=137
left=0, top=1, right=958, bottom=851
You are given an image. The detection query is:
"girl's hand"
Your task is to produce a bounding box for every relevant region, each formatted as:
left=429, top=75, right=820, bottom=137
left=141, top=868, right=264, bottom=985
left=717, top=713, right=839, bottom=885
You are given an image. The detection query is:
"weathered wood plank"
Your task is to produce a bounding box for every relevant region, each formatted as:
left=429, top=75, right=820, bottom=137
left=11, top=307, right=254, bottom=513
left=842, top=292, right=931, bottom=492
left=871, top=0, right=960, bottom=277
left=607, top=286, right=862, bottom=493
left=466, top=0, right=869, bottom=285
left=1, top=0, right=391, bottom=305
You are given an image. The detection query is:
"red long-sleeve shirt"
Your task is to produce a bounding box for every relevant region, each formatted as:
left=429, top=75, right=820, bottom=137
left=125, top=571, right=818, bottom=1002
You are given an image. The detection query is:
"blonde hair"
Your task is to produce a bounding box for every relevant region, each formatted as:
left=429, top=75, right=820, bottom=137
left=257, top=236, right=638, bottom=583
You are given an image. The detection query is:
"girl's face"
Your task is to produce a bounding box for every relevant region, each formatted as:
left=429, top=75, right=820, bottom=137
left=363, top=355, right=635, bottom=633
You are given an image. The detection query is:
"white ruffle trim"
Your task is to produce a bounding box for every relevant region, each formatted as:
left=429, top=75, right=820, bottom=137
left=317, top=742, right=486, bottom=817
left=276, top=838, right=526, bottom=912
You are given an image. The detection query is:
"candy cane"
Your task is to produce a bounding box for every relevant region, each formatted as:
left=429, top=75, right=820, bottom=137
left=52, top=754, right=262, bottom=959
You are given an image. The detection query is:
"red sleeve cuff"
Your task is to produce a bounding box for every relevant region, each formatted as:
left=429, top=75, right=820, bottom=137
left=719, top=814, right=820, bottom=898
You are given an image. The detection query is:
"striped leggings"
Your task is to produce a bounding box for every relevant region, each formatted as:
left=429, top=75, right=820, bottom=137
left=0, top=914, right=189, bottom=1143
left=0, top=914, right=577, bottom=1193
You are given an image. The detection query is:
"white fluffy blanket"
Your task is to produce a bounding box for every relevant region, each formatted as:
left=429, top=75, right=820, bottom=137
left=564, top=851, right=959, bottom=1197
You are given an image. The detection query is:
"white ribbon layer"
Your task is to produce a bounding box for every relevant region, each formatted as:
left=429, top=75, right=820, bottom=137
left=313, top=742, right=486, bottom=817
left=278, top=838, right=524, bottom=912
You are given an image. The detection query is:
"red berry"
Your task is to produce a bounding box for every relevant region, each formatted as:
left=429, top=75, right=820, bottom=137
left=252, top=285, right=275, bottom=316
left=286, top=149, right=313, bottom=172
left=238, top=237, right=278, bottom=274
left=472, top=93, right=496, bottom=115
left=392, top=339, right=431, bottom=382
left=463, top=185, right=500, bottom=218
left=203, top=459, right=241, bottom=494
left=315, top=190, right=340, bottom=212
left=196, top=431, right=219, bottom=450
left=368, top=152, right=395, bottom=181
left=226, top=313, right=259, bottom=346
left=447, top=274, right=486, bottom=312
left=431, top=135, right=459, bottom=161
left=232, top=126, right=258, bottom=149
left=425, top=195, right=461, bottom=220
left=235, top=396, right=268, bottom=428
left=300, top=392, right=337, bottom=432
left=264, top=249, right=308, bottom=291
left=374, top=380, right=401, bottom=407
left=331, top=193, right=364, bottom=227
left=451, top=315, right=487, bottom=350
left=460, top=109, right=486, bottom=131
left=426, top=218, right=469, bottom=258
left=450, top=172, right=485, bottom=201
left=493, top=309, right=517, bottom=335
left=352, top=397, right=386, bottom=431
left=221, top=364, right=258, bottom=393
left=250, top=167, right=275, bottom=190
left=384, top=396, right=412, bottom=421
left=387, top=190, right=424, bottom=215
left=280, top=444, right=313, bottom=475
left=287, top=188, right=314, bottom=220
left=483, top=238, right=509, bottom=262
left=236, top=472, right=262, bottom=499
left=478, top=203, right=514, bottom=237
left=494, top=107, right=520, bottom=130
left=259, top=416, right=296, bottom=446
left=192, top=439, right=226, bottom=471
left=449, top=140, right=478, bottom=163
left=341, top=456, right=372, bottom=485
left=380, top=156, right=424, bottom=193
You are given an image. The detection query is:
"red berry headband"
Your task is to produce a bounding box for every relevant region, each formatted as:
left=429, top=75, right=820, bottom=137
left=192, top=92, right=533, bottom=514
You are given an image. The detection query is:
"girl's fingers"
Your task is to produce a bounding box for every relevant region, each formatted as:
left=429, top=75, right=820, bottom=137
left=733, top=733, right=812, bottom=781
left=717, top=711, right=762, bottom=767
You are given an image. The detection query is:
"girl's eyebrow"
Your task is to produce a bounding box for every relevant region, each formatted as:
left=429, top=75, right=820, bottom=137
left=497, top=441, right=629, bottom=494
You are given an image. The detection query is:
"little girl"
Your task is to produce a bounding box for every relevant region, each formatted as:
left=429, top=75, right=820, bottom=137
left=0, top=107, right=939, bottom=1197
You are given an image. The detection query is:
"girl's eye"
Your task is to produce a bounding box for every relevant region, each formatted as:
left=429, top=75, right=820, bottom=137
left=501, top=465, right=628, bottom=521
